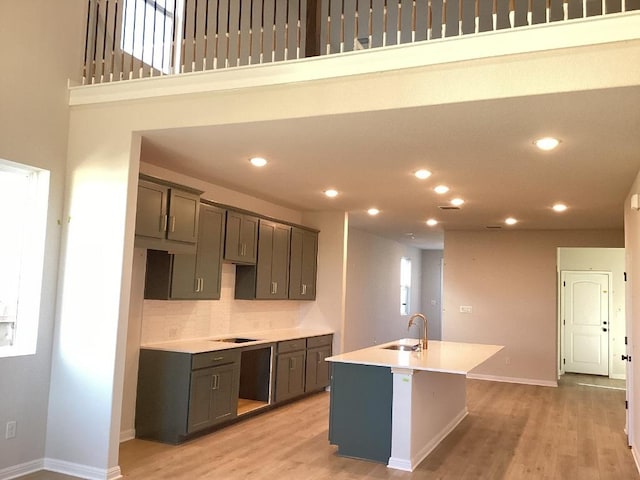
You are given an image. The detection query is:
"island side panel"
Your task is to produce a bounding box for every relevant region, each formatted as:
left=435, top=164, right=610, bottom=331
left=328, top=362, right=393, bottom=463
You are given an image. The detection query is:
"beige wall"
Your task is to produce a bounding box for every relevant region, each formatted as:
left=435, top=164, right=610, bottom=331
left=0, top=0, right=85, bottom=472
left=344, top=228, right=422, bottom=352
left=421, top=250, right=443, bottom=341
left=443, top=229, right=624, bottom=386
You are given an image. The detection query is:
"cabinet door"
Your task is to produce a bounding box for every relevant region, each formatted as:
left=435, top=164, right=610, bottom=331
left=171, top=205, right=224, bottom=299
left=167, top=189, right=200, bottom=244
left=187, top=363, right=239, bottom=433
left=224, top=211, right=258, bottom=264
left=275, top=350, right=306, bottom=402
left=256, top=220, right=291, bottom=299
left=289, top=228, right=318, bottom=300
left=305, top=345, right=332, bottom=392
left=136, top=181, right=169, bottom=239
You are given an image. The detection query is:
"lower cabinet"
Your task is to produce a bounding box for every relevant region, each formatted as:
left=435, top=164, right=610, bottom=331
left=275, top=339, right=307, bottom=402
left=275, top=334, right=333, bottom=402
left=305, top=335, right=333, bottom=392
left=136, top=349, right=240, bottom=444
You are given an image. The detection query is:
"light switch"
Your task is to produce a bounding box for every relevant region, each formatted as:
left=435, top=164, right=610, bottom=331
left=460, top=306, right=472, bottom=314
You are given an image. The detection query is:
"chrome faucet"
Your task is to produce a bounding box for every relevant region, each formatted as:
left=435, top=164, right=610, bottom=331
left=407, top=313, right=428, bottom=350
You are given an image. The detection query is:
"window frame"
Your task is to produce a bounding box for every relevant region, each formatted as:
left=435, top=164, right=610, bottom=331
left=0, top=159, right=49, bottom=358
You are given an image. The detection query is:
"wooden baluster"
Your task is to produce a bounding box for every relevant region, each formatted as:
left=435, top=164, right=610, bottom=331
left=227, top=0, right=240, bottom=66
left=215, top=0, right=228, bottom=67
left=371, top=0, right=384, bottom=47
left=111, top=0, right=124, bottom=80
left=291, top=0, right=304, bottom=59
left=250, top=0, right=262, bottom=63
left=356, top=0, right=370, bottom=48
left=263, top=0, right=275, bottom=62
left=415, top=0, right=428, bottom=41
left=204, top=0, right=218, bottom=69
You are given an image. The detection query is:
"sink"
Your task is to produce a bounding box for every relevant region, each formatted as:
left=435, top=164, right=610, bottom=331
left=216, top=337, right=258, bottom=343
left=383, top=344, right=419, bottom=352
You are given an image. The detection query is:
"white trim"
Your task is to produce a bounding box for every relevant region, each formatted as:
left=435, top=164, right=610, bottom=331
left=468, top=373, right=558, bottom=388
left=0, top=459, right=43, bottom=480
left=69, top=13, right=640, bottom=106
left=43, top=458, right=122, bottom=480
left=610, top=373, right=626, bottom=381
left=120, top=428, right=136, bottom=443
left=632, top=445, right=640, bottom=475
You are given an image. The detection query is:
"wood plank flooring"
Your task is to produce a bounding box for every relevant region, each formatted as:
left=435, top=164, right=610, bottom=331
left=18, top=374, right=639, bottom=480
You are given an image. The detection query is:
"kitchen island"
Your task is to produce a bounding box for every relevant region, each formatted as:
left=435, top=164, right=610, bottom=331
left=326, top=339, right=503, bottom=471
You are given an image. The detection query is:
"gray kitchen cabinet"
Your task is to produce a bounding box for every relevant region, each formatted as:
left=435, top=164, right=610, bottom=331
left=224, top=210, right=258, bottom=264
left=274, top=339, right=306, bottom=402
left=135, top=348, right=240, bottom=444
left=305, top=335, right=333, bottom=392
left=144, top=204, right=225, bottom=300
left=135, top=176, right=201, bottom=254
left=235, top=219, right=291, bottom=300
left=289, top=227, right=318, bottom=300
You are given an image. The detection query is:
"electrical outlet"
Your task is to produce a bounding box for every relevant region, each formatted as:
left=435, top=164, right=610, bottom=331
left=5, top=421, right=16, bottom=439
left=460, top=306, right=473, bottom=314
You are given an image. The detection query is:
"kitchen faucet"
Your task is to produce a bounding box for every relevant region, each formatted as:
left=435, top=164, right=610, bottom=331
left=407, top=313, right=428, bottom=350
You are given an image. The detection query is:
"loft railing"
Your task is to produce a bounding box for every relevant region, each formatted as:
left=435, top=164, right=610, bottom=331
left=83, top=0, right=640, bottom=84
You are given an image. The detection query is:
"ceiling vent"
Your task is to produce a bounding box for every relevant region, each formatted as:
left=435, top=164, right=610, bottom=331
left=438, top=205, right=461, bottom=210
left=486, top=225, right=503, bottom=229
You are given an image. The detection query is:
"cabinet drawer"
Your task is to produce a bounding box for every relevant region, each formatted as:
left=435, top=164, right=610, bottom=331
left=306, top=334, right=332, bottom=348
left=277, top=338, right=306, bottom=353
left=192, top=349, right=240, bottom=370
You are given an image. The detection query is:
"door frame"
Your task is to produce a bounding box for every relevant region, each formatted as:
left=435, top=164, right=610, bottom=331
left=558, top=270, right=612, bottom=377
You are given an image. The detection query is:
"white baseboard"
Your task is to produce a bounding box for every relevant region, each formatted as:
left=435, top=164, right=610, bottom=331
left=0, top=459, right=44, bottom=480
left=120, top=428, right=136, bottom=443
left=468, top=373, right=557, bottom=388
left=410, top=408, right=467, bottom=469
left=632, top=445, right=640, bottom=475
left=610, top=373, right=626, bottom=380
left=44, top=458, right=122, bottom=480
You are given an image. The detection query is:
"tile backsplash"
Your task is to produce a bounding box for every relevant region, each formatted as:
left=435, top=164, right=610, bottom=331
left=140, top=263, right=300, bottom=344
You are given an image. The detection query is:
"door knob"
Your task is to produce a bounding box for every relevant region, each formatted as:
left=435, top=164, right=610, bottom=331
left=622, top=355, right=631, bottom=361
left=602, top=328, right=608, bottom=332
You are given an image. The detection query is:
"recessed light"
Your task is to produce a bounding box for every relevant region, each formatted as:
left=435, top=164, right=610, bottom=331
left=367, top=208, right=380, bottom=216
left=553, top=203, right=568, bottom=212
left=426, top=219, right=438, bottom=226
left=249, top=157, right=267, bottom=167
left=451, top=198, right=465, bottom=207
left=434, top=185, right=449, bottom=194
left=415, top=169, right=432, bottom=180
left=324, top=189, right=338, bottom=198
left=534, top=137, right=561, bottom=151
left=505, top=217, right=518, bottom=225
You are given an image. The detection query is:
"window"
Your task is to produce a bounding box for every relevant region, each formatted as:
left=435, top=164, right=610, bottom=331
left=121, top=0, right=184, bottom=74
left=0, top=160, right=49, bottom=357
left=400, top=257, right=411, bottom=315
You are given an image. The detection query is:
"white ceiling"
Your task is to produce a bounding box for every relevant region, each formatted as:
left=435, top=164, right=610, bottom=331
left=140, top=85, right=640, bottom=249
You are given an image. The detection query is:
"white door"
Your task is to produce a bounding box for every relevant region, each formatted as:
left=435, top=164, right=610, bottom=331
left=562, top=271, right=610, bottom=376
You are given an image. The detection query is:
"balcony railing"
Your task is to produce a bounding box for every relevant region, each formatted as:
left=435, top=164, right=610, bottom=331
left=83, top=0, right=640, bottom=84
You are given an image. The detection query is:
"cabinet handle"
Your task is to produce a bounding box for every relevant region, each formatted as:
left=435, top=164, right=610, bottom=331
left=212, top=374, right=219, bottom=390
left=271, top=282, right=277, bottom=295
left=290, top=357, right=295, bottom=370
left=212, top=356, right=224, bottom=362
left=195, top=278, right=200, bottom=292
left=301, top=284, right=307, bottom=295
left=169, top=216, right=176, bottom=232
left=200, top=278, right=204, bottom=292
left=160, top=215, right=168, bottom=232
left=238, top=243, right=243, bottom=256
left=242, top=243, right=247, bottom=256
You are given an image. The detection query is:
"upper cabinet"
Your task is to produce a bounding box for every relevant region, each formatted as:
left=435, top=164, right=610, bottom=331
left=289, top=228, right=318, bottom=300
left=235, top=220, right=291, bottom=300
left=135, top=176, right=201, bottom=254
left=145, top=204, right=225, bottom=300
left=223, top=210, right=258, bottom=264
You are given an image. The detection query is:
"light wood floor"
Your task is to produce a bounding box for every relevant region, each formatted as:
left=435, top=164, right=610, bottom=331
left=19, top=374, right=639, bottom=480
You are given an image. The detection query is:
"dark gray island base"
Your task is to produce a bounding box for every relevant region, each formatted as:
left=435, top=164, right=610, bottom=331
left=328, top=363, right=393, bottom=463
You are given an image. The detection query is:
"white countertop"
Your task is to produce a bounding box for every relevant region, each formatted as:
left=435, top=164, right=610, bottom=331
left=326, top=338, right=503, bottom=375
left=140, top=327, right=334, bottom=354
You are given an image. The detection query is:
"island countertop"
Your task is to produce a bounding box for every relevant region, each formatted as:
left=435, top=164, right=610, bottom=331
left=326, top=338, right=503, bottom=375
